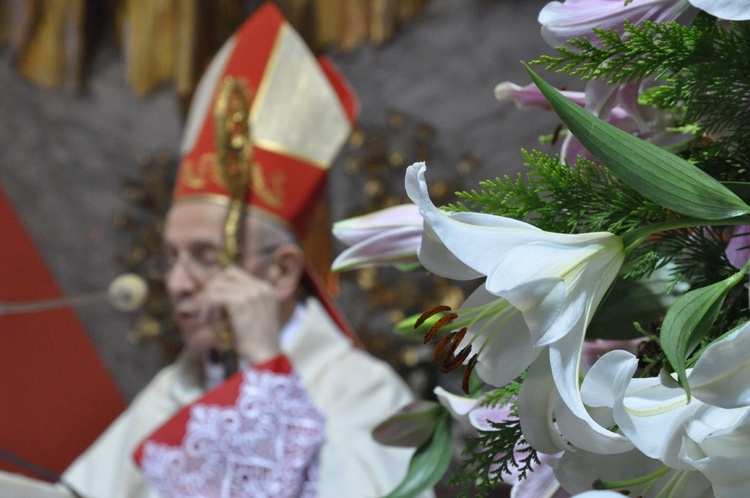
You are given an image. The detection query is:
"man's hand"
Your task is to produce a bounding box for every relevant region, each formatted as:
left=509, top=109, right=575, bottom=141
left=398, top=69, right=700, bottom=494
left=201, top=266, right=283, bottom=366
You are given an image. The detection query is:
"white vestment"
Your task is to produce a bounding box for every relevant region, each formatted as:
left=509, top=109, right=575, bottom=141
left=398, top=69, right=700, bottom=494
left=62, top=298, right=423, bottom=498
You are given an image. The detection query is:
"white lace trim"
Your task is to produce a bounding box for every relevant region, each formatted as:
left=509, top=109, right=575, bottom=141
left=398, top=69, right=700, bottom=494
left=141, top=369, right=325, bottom=498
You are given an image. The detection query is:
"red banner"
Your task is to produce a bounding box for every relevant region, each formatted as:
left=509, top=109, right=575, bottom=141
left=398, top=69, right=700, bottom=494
left=0, top=185, right=125, bottom=478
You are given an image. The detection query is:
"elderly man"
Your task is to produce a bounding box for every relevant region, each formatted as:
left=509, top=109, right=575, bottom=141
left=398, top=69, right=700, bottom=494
left=61, top=4, right=421, bottom=497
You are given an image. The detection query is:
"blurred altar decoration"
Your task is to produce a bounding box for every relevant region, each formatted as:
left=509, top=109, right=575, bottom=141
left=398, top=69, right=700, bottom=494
left=112, top=151, right=183, bottom=362
left=0, top=0, right=426, bottom=102
left=340, top=1, right=750, bottom=497
left=333, top=110, right=481, bottom=395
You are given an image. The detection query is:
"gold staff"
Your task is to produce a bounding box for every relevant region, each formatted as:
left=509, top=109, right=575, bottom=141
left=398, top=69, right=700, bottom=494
left=213, top=76, right=253, bottom=377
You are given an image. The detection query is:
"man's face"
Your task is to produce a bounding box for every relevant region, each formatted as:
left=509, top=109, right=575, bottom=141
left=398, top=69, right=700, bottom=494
left=163, top=201, right=227, bottom=352
left=164, top=201, right=292, bottom=352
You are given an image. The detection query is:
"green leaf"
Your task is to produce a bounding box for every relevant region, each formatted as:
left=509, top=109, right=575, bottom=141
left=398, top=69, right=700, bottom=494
left=382, top=411, right=453, bottom=498
left=524, top=64, right=750, bottom=220
left=660, top=263, right=750, bottom=400
left=372, top=400, right=443, bottom=448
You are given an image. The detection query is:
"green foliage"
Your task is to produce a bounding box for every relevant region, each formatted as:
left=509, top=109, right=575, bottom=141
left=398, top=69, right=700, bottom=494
left=448, top=380, right=539, bottom=498
left=660, top=262, right=750, bottom=399
left=626, top=225, right=748, bottom=333
left=449, top=418, right=538, bottom=498
left=478, top=376, right=523, bottom=413
left=535, top=17, right=750, bottom=183
left=384, top=411, right=454, bottom=498
left=518, top=17, right=750, bottom=339
left=449, top=150, right=670, bottom=235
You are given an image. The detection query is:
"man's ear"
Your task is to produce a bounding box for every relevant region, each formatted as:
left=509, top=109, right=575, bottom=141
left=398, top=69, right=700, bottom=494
left=266, top=245, right=305, bottom=300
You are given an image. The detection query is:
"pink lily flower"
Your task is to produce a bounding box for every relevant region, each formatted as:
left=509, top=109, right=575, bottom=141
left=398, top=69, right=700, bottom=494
left=495, top=81, right=586, bottom=110
left=538, top=0, right=697, bottom=49
left=725, top=225, right=750, bottom=270
left=495, top=80, right=692, bottom=166
left=331, top=204, right=423, bottom=271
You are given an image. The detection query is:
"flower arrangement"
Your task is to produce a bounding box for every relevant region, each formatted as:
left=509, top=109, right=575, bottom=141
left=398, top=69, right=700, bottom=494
left=334, top=1, right=750, bottom=497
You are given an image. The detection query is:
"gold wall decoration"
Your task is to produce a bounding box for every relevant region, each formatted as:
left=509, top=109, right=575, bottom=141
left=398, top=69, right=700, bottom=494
left=1, top=0, right=427, bottom=103
left=294, top=0, right=426, bottom=51
left=8, top=0, right=86, bottom=92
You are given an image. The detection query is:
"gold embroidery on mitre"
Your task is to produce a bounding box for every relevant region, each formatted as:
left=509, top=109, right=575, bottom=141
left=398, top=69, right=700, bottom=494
left=250, top=160, right=285, bottom=208
left=192, top=153, right=225, bottom=190
left=178, top=158, right=206, bottom=189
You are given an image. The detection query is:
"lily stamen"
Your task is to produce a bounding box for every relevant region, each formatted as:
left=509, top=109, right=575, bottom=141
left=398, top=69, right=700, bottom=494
left=423, top=312, right=459, bottom=344
left=414, top=304, right=452, bottom=328
left=433, top=327, right=470, bottom=372
left=440, top=344, right=472, bottom=373
left=462, top=354, right=479, bottom=394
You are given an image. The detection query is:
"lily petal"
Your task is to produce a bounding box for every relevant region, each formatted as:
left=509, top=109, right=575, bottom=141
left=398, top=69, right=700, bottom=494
left=510, top=452, right=566, bottom=498
left=538, top=0, right=696, bottom=49
left=434, top=386, right=480, bottom=421
left=679, top=407, right=750, bottom=497
left=725, top=225, right=750, bottom=270
left=457, top=287, right=542, bottom=388
left=552, top=346, right=634, bottom=454
left=689, top=321, right=750, bottom=409
left=518, top=354, right=568, bottom=454
left=590, top=351, right=699, bottom=469
left=331, top=225, right=423, bottom=271
left=689, top=0, right=750, bottom=20
left=332, top=204, right=423, bottom=245
left=551, top=447, right=713, bottom=497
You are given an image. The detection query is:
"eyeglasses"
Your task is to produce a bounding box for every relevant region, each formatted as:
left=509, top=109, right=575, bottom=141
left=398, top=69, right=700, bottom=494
left=163, top=244, right=280, bottom=281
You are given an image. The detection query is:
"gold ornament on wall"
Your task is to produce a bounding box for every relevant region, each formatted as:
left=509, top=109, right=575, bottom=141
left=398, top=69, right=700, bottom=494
left=114, top=152, right=182, bottom=362
left=1, top=0, right=427, bottom=102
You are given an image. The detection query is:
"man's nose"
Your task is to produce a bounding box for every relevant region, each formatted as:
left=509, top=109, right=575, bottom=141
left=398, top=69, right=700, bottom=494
left=165, top=259, right=200, bottom=297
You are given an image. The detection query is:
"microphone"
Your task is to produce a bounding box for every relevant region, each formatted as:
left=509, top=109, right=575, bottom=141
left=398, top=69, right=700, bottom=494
left=0, top=273, right=149, bottom=316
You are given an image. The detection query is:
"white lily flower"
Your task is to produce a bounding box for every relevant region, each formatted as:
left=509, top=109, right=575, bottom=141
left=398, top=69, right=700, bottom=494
left=679, top=406, right=750, bottom=497
left=406, top=162, right=628, bottom=452
left=331, top=204, right=423, bottom=271
left=552, top=447, right=713, bottom=497
left=577, top=322, right=750, bottom=497
left=510, top=458, right=567, bottom=498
